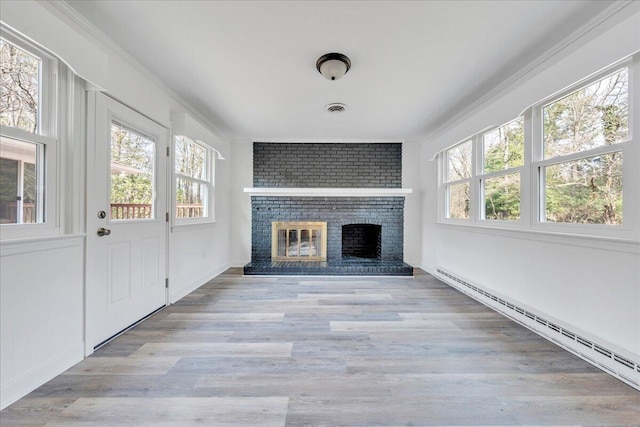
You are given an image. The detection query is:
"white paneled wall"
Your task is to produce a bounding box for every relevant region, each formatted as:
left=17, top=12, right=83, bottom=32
left=0, top=237, right=84, bottom=408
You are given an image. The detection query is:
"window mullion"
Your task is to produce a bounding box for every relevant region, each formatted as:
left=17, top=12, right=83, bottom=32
left=530, top=105, right=543, bottom=224
left=521, top=109, right=533, bottom=226
left=536, top=142, right=628, bottom=168
left=472, top=134, right=482, bottom=223
left=477, top=166, right=523, bottom=181
left=175, top=173, right=209, bottom=186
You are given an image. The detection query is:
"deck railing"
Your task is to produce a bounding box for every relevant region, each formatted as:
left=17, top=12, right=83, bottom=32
left=176, top=204, right=204, bottom=218
left=0, top=202, right=36, bottom=224
left=110, top=203, right=204, bottom=220
left=111, top=203, right=152, bottom=220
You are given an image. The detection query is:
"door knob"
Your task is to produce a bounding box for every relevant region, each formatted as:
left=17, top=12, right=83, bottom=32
left=97, top=227, right=111, bottom=237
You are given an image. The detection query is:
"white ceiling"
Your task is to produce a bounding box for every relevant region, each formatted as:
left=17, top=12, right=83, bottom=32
left=66, top=0, right=615, bottom=142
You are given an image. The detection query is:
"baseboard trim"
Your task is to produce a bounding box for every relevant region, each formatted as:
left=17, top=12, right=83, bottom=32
left=431, top=266, right=640, bottom=391
left=1, top=343, right=84, bottom=410
left=169, top=263, right=230, bottom=304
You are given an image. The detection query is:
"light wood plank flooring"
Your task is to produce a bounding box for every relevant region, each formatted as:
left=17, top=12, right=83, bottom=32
left=2, top=268, right=639, bottom=426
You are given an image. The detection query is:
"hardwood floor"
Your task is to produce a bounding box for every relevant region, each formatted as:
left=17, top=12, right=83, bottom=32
left=2, top=268, right=639, bottom=426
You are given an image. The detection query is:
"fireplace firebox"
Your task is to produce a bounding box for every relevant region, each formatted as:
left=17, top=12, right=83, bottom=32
left=342, top=224, right=382, bottom=260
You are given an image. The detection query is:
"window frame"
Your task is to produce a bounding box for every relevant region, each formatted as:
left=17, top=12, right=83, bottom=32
left=172, top=134, right=215, bottom=226
left=438, top=54, right=638, bottom=241
left=0, top=29, right=60, bottom=240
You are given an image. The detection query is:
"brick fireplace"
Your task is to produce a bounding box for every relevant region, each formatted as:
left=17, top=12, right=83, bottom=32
left=243, top=142, right=412, bottom=276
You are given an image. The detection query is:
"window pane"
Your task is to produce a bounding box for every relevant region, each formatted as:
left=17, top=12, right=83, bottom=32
left=288, top=229, right=299, bottom=256
left=483, top=173, right=520, bottom=221
left=176, top=177, right=206, bottom=218
left=110, top=122, right=155, bottom=220
left=277, top=229, right=286, bottom=257
left=175, top=136, right=206, bottom=180
left=447, top=140, right=472, bottom=181
left=0, top=39, right=40, bottom=134
left=312, top=229, right=322, bottom=257
left=543, top=69, right=628, bottom=159
left=483, top=117, right=524, bottom=173
left=0, top=136, right=41, bottom=224
left=300, top=229, right=311, bottom=257
left=447, top=182, right=470, bottom=219
left=545, top=152, right=622, bottom=224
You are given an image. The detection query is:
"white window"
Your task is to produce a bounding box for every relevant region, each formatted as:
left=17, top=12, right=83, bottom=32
left=0, top=31, right=58, bottom=238
left=443, top=140, right=472, bottom=220
left=537, top=67, right=628, bottom=226
left=438, top=56, right=637, bottom=240
left=480, top=117, right=524, bottom=221
left=173, top=135, right=214, bottom=224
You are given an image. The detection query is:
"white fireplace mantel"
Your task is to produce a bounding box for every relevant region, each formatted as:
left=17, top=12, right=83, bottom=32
left=243, top=187, right=412, bottom=197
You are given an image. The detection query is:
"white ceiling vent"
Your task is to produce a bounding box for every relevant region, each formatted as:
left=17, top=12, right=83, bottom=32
left=326, top=103, right=347, bottom=113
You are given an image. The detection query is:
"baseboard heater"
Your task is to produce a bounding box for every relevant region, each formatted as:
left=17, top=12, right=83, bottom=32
left=434, top=267, right=640, bottom=391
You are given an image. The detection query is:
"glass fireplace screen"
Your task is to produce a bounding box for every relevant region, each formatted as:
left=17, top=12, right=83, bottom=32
left=271, top=221, right=327, bottom=261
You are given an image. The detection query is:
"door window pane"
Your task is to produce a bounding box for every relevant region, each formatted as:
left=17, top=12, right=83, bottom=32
left=110, top=122, right=155, bottom=220
left=545, top=152, right=622, bottom=224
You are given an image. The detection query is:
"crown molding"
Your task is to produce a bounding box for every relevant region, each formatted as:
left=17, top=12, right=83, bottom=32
left=42, top=0, right=231, bottom=142
left=422, top=0, right=637, bottom=143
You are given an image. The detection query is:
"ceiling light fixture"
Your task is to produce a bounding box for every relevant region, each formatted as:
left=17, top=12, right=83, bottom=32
left=316, top=53, right=351, bottom=81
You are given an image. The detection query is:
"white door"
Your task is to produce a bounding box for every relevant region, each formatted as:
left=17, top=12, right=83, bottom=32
left=86, top=92, right=168, bottom=353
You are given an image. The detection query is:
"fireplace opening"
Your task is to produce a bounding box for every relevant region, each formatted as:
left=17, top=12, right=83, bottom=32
left=342, top=224, right=382, bottom=260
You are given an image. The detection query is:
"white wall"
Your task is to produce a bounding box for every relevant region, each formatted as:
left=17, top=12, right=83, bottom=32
left=402, top=141, right=422, bottom=266
left=0, top=0, right=231, bottom=408
left=230, top=141, right=253, bottom=267
left=169, top=114, right=232, bottom=302
left=420, top=7, right=640, bottom=367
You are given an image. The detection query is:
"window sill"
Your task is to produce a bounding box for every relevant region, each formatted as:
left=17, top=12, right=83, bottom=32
left=436, top=220, right=639, bottom=254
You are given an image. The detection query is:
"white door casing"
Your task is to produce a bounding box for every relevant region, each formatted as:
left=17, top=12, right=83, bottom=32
left=85, top=92, right=168, bottom=354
